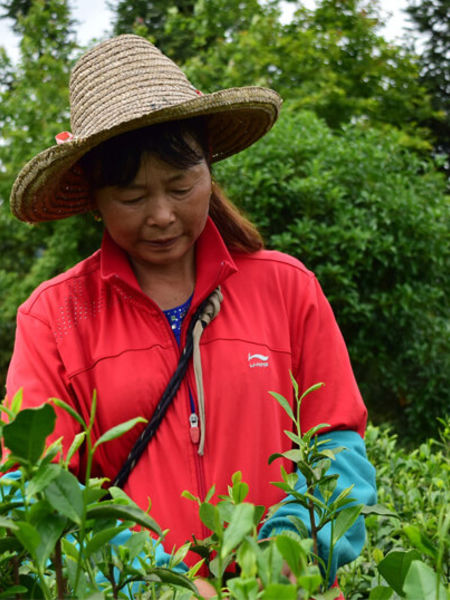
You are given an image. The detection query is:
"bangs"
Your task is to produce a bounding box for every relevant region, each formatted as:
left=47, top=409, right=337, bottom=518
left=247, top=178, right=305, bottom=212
left=81, top=117, right=209, bottom=189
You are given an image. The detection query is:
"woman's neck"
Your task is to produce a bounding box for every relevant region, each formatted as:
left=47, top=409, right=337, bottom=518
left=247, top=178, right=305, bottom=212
left=130, top=255, right=195, bottom=311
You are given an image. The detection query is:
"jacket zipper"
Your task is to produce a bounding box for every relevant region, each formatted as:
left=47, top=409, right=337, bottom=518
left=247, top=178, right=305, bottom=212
left=186, top=376, right=208, bottom=540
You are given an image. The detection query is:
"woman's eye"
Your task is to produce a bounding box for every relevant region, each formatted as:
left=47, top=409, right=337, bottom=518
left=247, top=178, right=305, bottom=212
left=121, top=196, right=144, bottom=204
left=171, top=187, right=192, bottom=196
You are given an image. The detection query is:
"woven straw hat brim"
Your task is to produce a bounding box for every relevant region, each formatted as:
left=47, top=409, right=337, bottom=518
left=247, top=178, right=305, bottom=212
left=11, top=87, right=281, bottom=223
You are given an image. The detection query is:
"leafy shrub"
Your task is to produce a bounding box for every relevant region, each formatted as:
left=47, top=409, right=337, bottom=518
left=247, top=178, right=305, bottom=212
left=0, top=388, right=448, bottom=599
left=341, top=420, right=449, bottom=599
left=215, top=107, right=450, bottom=440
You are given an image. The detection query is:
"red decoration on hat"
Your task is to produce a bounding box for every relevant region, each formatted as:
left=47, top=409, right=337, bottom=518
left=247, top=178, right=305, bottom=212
left=55, top=131, right=74, bottom=145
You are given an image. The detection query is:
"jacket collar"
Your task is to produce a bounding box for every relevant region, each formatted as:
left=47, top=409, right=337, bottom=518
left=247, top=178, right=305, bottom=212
left=100, top=217, right=238, bottom=305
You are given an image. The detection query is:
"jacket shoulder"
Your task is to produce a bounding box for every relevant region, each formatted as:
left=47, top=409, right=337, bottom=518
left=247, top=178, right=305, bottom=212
left=233, top=249, right=315, bottom=280
left=19, top=251, right=102, bottom=317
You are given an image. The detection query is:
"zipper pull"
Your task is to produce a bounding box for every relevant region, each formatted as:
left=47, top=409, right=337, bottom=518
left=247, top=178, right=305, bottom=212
left=189, top=413, right=200, bottom=444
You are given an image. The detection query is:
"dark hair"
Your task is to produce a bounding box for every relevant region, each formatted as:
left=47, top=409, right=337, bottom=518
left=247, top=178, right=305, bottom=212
left=81, top=118, right=263, bottom=253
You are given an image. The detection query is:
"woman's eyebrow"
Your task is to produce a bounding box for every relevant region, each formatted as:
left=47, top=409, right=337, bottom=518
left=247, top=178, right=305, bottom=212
left=121, top=171, right=196, bottom=189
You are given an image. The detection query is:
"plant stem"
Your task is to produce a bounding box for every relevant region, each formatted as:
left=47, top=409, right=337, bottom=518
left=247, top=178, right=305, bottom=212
left=12, top=554, right=21, bottom=600
left=307, top=490, right=319, bottom=564
left=53, top=539, right=66, bottom=599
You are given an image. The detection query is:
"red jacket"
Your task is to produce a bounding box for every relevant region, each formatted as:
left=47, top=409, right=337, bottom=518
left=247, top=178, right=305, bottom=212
left=6, top=218, right=367, bottom=563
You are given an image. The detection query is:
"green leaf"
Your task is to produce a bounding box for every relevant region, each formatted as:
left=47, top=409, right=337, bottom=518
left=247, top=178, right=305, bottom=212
left=280, top=449, right=303, bottom=463
left=368, top=586, right=394, bottom=600
left=0, top=537, right=22, bottom=553
left=26, top=463, right=61, bottom=499
left=14, top=520, right=40, bottom=556
left=332, top=505, right=363, bottom=544
left=10, top=388, right=23, bottom=415
left=181, top=489, right=200, bottom=504
left=236, top=537, right=258, bottom=578
left=402, top=525, right=437, bottom=559
left=61, top=538, right=80, bottom=561
left=227, top=576, right=259, bottom=600
left=86, top=502, right=162, bottom=536
left=361, top=504, right=399, bottom=518
left=65, top=432, right=86, bottom=465
left=297, top=571, right=322, bottom=594
left=275, top=533, right=305, bottom=576
left=232, top=481, right=249, bottom=504
left=268, top=452, right=285, bottom=465
left=199, top=501, right=222, bottom=535
left=299, top=382, right=325, bottom=402
left=93, top=416, right=147, bottom=451
left=146, top=567, right=197, bottom=592
left=0, top=515, right=18, bottom=530
left=34, top=513, right=66, bottom=571
left=221, top=503, right=255, bottom=558
left=50, top=398, right=86, bottom=429
left=283, top=429, right=302, bottom=445
left=124, top=530, right=148, bottom=562
left=44, top=469, right=84, bottom=525
left=0, top=587, right=29, bottom=598
left=403, top=560, right=447, bottom=600
left=378, top=550, right=422, bottom=595
left=205, top=484, right=216, bottom=502
left=3, top=404, right=56, bottom=464
left=84, top=523, right=129, bottom=557
left=261, top=583, right=297, bottom=599
left=287, top=515, right=309, bottom=538
left=268, top=391, right=294, bottom=422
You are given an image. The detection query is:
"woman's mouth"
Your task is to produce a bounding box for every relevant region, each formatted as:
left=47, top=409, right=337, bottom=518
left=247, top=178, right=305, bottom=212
left=144, top=236, right=179, bottom=248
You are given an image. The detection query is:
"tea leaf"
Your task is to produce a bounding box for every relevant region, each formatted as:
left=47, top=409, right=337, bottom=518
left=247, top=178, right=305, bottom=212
left=14, top=520, right=40, bottom=556
left=199, top=502, right=222, bottom=535
left=34, top=513, right=66, bottom=571
left=268, top=391, right=294, bottom=422
left=50, top=398, right=86, bottom=428
left=275, top=533, right=305, bottom=576
left=86, top=503, right=162, bottom=536
left=3, top=404, right=56, bottom=464
left=85, top=523, right=129, bottom=557
left=26, top=463, right=61, bottom=499
left=368, top=586, right=394, bottom=599
left=402, top=560, right=447, bottom=600
left=93, top=416, right=147, bottom=450
left=378, top=550, right=421, bottom=595
left=0, top=586, right=29, bottom=598
left=261, top=582, right=297, bottom=599
left=221, top=503, right=255, bottom=558
left=65, top=432, right=86, bottom=466
left=145, top=567, right=197, bottom=592
left=332, top=505, right=363, bottom=544
left=44, top=470, right=84, bottom=525
left=361, top=504, right=399, bottom=518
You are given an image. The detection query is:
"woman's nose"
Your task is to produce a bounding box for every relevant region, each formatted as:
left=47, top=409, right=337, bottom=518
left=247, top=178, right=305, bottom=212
left=145, top=196, right=175, bottom=227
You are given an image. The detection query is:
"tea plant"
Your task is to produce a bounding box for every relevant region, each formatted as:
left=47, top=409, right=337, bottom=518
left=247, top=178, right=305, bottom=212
left=0, top=390, right=197, bottom=599
left=1, top=381, right=448, bottom=599
left=341, top=419, right=450, bottom=600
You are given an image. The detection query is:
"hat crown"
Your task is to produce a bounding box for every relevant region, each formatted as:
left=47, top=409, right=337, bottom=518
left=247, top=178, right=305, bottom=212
left=69, top=35, right=198, bottom=138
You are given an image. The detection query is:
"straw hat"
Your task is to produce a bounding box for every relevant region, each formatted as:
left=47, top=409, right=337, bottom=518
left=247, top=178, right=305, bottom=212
left=10, top=34, right=282, bottom=223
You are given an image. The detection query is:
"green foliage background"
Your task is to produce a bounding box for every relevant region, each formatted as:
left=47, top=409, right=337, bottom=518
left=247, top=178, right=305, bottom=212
left=0, top=0, right=448, bottom=440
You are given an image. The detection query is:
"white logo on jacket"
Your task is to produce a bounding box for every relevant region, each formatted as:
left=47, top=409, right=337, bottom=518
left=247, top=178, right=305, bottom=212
left=248, top=352, right=269, bottom=368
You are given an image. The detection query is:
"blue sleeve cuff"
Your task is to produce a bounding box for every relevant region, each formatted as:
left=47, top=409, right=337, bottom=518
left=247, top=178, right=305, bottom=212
left=258, top=430, right=377, bottom=584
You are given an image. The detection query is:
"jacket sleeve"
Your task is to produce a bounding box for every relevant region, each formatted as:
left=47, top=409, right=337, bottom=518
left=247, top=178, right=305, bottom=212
left=6, top=307, right=83, bottom=475
left=291, top=273, right=368, bottom=436
left=258, top=430, right=377, bottom=585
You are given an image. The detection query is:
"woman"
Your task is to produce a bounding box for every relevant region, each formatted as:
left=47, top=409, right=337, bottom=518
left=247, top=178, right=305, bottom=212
left=6, top=34, right=376, bottom=594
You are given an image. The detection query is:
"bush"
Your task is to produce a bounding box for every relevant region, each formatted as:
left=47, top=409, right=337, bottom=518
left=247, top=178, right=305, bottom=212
left=341, top=420, right=449, bottom=599
left=215, top=107, right=450, bottom=440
